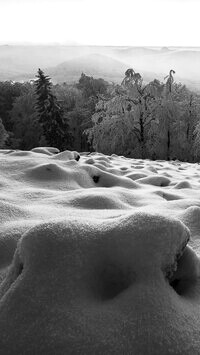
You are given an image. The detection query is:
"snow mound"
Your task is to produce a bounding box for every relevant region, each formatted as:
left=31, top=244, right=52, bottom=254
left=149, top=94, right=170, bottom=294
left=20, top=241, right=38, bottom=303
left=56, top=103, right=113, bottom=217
left=51, top=150, right=80, bottom=161
left=137, top=175, right=171, bottom=186
left=0, top=150, right=200, bottom=354
left=31, top=146, right=60, bottom=155
left=174, top=180, right=192, bottom=189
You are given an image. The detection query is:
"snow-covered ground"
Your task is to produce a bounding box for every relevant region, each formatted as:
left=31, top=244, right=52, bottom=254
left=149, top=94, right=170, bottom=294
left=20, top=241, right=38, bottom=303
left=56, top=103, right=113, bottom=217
left=0, top=148, right=200, bottom=354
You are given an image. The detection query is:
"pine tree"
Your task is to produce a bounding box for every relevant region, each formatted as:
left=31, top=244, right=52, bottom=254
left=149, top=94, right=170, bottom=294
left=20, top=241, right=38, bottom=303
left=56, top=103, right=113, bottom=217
left=34, top=68, right=68, bottom=150
left=44, top=93, right=66, bottom=149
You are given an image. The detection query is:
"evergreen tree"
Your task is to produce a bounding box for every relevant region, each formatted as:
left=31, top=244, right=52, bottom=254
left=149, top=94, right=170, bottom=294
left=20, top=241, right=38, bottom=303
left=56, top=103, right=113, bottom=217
left=34, top=68, right=69, bottom=150
left=44, top=93, right=67, bottom=149
left=35, top=68, right=52, bottom=113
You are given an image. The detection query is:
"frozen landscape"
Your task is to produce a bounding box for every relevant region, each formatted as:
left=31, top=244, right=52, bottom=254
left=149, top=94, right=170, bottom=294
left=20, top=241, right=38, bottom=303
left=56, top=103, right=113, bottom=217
left=1, top=0, right=200, bottom=352
left=1, top=147, right=200, bottom=353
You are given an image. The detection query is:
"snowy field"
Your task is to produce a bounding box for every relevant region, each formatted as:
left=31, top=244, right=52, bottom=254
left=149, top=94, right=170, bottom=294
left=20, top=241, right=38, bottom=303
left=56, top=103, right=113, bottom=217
left=1, top=147, right=200, bottom=354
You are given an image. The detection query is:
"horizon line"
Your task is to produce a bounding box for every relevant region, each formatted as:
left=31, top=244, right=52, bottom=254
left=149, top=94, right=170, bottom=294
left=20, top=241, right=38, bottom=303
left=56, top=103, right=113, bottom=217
left=0, top=43, right=200, bottom=49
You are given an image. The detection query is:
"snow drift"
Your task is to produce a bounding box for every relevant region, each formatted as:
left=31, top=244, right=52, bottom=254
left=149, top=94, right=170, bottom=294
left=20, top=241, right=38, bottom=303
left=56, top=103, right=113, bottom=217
left=1, top=148, right=200, bottom=354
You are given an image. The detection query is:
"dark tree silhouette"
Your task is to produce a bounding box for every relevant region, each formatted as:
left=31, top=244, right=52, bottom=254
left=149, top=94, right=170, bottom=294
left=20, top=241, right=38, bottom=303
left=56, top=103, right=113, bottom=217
left=34, top=68, right=69, bottom=150
left=77, top=73, right=108, bottom=99
left=164, top=69, right=176, bottom=93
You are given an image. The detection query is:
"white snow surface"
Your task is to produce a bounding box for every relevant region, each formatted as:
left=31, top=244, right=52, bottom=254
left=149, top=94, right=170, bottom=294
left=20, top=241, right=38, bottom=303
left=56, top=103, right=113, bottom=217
left=1, top=148, right=200, bottom=354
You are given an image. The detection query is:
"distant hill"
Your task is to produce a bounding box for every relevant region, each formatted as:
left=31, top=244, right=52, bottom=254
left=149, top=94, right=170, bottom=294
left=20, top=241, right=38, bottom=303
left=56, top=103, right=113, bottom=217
left=119, top=48, right=200, bottom=81
left=0, top=45, right=200, bottom=92
left=46, top=54, right=129, bottom=83
left=115, top=46, right=159, bottom=58
left=158, top=50, right=200, bottom=78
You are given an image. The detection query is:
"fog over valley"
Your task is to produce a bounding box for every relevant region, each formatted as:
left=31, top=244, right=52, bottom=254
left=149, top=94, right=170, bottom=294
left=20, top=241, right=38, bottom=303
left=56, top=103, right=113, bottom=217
left=0, top=45, right=200, bottom=91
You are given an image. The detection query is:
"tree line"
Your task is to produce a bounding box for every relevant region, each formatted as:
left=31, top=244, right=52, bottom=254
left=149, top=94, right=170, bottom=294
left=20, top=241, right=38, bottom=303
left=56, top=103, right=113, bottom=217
left=0, top=67, right=200, bottom=162
left=0, top=70, right=108, bottom=152
left=86, top=68, right=200, bottom=162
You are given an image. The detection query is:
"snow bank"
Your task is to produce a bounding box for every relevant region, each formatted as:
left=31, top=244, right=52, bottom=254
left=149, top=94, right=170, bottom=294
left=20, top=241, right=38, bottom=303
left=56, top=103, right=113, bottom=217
left=0, top=148, right=200, bottom=354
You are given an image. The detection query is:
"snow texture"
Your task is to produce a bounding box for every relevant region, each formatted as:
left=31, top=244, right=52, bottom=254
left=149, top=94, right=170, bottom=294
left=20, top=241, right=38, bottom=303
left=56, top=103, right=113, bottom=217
left=0, top=149, right=200, bottom=354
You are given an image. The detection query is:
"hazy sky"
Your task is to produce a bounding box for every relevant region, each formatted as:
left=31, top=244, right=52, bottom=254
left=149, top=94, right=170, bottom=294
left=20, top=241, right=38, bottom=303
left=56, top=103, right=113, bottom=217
left=1, top=0, right=199, bottom=46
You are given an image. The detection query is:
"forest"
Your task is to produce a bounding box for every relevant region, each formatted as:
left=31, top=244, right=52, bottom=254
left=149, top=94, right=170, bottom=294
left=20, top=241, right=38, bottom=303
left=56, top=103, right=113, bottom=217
left=1, top=67, right=200, bottom=162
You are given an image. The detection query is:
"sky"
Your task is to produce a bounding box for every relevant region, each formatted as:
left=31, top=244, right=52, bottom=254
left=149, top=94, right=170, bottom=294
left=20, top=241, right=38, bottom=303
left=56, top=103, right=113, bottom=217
left=0, top=0, right=200, bottom=46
